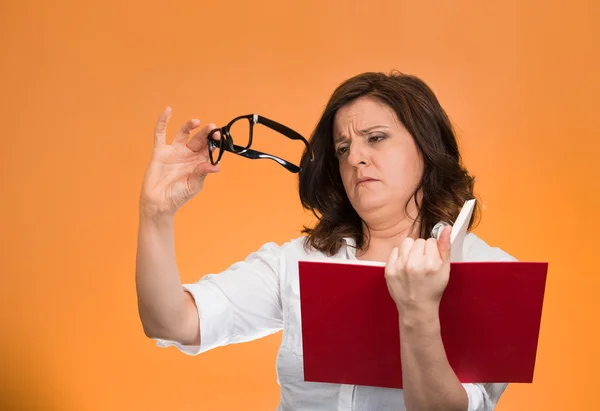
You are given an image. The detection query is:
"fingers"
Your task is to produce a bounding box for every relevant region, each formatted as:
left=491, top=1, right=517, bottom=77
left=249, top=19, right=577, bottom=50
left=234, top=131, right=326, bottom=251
left=425, top=238, right=441, bottom=272
left=408, top=238, right=426, bottom=259
left=426, top=237, right=440, bottom=255
left=385, top=247, right=400, bottom=277
left=188, top=162, right=221, bottom=193
left=153, top=107, right=217, bottom=153
left=154, top=106, right=172, bottom=146
left=437, top=225, right=452, bottom=262
left=395, top=237, right=414, bottom=275
left=173, top=118, right=201, bottom=145
left=194, top=161, right=220, bottom=175
left=187, top=123, right=219, bottom=152
left=399, top=238, right=414, bottom=263
left=391, top=234, right=448, bottom=276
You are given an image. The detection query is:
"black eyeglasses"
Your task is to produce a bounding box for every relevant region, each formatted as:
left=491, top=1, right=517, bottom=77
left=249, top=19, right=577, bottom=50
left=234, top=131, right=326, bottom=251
left=207, top=114, right=313, bottom=173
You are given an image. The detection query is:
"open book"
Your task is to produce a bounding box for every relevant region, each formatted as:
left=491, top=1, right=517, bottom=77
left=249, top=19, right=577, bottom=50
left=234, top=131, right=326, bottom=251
left=297, top=200, right=548, bottom=389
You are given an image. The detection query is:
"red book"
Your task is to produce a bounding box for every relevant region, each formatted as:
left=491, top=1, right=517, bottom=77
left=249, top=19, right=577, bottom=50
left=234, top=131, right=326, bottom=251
left=298, top=259, right=548, bottom=389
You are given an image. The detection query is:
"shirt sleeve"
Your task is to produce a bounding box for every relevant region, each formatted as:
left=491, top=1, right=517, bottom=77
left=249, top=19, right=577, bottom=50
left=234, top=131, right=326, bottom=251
left=463, top=383, right=508, bottom=411
left=154, top=241, right=284, bottom=355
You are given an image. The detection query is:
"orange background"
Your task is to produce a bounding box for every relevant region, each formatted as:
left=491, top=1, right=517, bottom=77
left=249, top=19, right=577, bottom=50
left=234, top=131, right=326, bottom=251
left=1, top=0, right=598, bottom=410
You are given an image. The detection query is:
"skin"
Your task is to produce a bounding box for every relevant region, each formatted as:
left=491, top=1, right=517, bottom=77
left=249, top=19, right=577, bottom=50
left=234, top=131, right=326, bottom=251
left=333, top=95, right=424, bottom=262
left=333, top=96, right=469, bottom=411
left=137, top=108, right=222, bottom=346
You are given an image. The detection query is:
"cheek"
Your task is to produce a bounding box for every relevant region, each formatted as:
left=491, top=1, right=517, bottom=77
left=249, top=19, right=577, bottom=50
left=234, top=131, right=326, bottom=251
left=382, top=151, right=423, bottom=188
left=406, top=152, right=424, bottom=178
left=338, top=163, right=353, bottom=191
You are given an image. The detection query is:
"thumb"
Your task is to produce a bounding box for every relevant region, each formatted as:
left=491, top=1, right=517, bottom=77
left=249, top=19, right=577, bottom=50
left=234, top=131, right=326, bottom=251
left=438, top=225, right=452, bottom=262
left=193, top=161, right=221, bottom=177
left=189, top=162, right=221, bottom=190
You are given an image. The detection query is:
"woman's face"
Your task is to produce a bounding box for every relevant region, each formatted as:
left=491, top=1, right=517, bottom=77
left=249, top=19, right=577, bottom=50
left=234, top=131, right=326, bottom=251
left=333, top=96, right=424, bottom=220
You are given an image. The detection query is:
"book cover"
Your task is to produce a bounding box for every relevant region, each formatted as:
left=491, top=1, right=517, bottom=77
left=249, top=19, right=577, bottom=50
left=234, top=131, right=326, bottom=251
left=298, top=258, right=548, bottom=388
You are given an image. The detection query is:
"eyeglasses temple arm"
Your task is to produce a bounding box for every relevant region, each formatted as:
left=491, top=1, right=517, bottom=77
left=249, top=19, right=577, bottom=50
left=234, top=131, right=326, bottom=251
left=231, top=144, right=301, bottom=173
left=255, top=115, right=314, bottom=161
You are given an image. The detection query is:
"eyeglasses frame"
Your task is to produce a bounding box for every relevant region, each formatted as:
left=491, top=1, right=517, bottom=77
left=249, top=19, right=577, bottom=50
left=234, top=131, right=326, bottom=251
left=207, top=114, right=314, bottom=173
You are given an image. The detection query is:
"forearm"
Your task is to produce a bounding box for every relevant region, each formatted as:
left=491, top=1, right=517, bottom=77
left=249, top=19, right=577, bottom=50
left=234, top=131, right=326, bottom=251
left=135, top=207, right=190, bottom=341
left=399, top=308, right=468, bottom=411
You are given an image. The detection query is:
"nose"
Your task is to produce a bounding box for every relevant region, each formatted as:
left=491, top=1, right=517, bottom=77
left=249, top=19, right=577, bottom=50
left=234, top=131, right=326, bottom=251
left=346, top=140, right=368, bottom=167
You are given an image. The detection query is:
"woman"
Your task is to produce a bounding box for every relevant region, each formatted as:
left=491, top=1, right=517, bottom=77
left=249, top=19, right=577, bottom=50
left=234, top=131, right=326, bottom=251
left=136, top=71, right=516, bottom=411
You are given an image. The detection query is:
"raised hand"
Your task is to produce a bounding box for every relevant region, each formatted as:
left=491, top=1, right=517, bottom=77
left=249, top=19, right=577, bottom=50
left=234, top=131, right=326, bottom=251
left=139, top=107, right=221, bottom=216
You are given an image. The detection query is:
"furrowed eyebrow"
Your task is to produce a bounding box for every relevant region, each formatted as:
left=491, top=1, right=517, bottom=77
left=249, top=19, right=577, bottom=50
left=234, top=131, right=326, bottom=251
left=334, top=135, right=347, bottom=145
left=334, top=125, right=390, bottom=145
left=360, top=125, right=390, bottom=133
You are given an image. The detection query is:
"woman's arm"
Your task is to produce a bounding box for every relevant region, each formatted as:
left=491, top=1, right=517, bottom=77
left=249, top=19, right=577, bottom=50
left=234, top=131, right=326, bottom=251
left=136, top=208, right=200, bottom=345
left=398, top=306, right=467, bottom=411
left=385, top=226, right=469, bottom=411
left=135, top=108, right=221, bottom=345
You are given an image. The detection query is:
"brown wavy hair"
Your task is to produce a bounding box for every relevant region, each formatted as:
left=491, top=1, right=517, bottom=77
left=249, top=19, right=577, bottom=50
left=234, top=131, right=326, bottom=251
left=298, top=70, right=480, bottom=256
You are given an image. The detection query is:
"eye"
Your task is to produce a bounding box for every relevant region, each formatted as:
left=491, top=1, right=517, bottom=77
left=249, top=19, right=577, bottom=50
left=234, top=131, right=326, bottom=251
left=336, top=145, right=349, bottom=157
left=368, top=134, right=385, bottom=143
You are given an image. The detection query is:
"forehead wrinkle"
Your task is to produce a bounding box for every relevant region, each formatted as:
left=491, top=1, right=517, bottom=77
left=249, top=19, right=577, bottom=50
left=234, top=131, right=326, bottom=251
left=333, top=98, right=397, bottom=143
left=333, top=124, right=391, bottom=145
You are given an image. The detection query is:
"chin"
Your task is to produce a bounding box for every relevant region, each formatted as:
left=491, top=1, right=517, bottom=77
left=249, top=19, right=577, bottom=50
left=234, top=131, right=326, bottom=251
left=350, top=193, right=389, bottom=214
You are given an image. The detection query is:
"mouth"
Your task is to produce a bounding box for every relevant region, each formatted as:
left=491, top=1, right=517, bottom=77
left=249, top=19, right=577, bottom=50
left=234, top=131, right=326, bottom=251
left=356, top=178, right=379, bottom=186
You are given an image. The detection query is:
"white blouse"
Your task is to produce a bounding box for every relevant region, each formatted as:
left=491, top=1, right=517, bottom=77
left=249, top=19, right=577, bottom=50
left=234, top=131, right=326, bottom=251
left=156, top=232, right=517, bottom=411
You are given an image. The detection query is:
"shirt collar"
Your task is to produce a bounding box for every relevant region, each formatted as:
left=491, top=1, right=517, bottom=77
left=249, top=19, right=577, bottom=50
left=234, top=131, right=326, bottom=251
left=341, top=222, right=446, bottom=261
left=342, top=237, right=357, bottom=260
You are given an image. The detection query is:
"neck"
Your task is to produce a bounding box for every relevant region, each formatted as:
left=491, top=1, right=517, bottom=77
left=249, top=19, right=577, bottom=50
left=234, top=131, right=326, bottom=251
left=356, top=216, right=421, bottom=262
left=354, top=192, right=423, bottom=262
